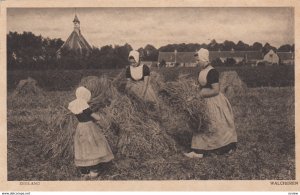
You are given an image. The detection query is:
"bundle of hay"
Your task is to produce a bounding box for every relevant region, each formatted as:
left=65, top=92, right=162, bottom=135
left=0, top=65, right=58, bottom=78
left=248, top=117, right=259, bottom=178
left=44, top=75, right=177, bottom=163
left=158, top=77, right=209, bottom=135
left=102, top=94, right=177, bottom=159
left=13, top=77, right=44, bottom=97
left=219, top=71, right=246, bottom=98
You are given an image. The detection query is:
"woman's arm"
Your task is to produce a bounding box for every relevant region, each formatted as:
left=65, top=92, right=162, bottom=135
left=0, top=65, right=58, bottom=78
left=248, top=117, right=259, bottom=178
left=142, top=76, right=150, bottom=98
left=199, top=83, right=220, bottom=98
left=91, top=113, right=101, bottom=121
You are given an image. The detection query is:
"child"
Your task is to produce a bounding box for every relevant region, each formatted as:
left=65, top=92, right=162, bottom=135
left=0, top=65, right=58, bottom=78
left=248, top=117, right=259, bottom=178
left=68, top=86, right=114, bottom=179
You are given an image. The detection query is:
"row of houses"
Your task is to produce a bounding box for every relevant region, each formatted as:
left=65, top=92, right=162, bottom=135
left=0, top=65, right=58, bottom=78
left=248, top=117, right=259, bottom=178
left=156, top=49, right=294, bottom=67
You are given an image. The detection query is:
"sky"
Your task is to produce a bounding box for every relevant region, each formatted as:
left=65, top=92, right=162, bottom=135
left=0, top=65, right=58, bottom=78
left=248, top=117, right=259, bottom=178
left=7, top=7, right=294, bottom=49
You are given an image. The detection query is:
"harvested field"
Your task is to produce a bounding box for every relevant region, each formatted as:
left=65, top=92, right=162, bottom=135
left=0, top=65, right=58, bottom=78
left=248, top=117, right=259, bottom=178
left=7, top=70, right=295, bottom=180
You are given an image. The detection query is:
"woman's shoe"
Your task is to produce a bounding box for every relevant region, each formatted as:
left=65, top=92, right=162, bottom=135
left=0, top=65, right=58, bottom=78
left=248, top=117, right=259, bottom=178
left=89, top=170, right=99, bottom=179
left=184, top=151, right=203, bottom=158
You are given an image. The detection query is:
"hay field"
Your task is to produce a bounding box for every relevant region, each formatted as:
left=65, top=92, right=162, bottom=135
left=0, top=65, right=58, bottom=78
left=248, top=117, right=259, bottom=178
left=7, top=72, right=295, bottom=180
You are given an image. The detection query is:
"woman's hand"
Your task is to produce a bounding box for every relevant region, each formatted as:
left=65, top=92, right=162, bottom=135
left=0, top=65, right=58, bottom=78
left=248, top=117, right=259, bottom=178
left=199, top=83, right=220, bottom=98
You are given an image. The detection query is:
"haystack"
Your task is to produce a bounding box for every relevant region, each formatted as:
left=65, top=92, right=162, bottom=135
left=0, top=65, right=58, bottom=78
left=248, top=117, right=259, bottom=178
left=44, top=75, right=177, bottom=163
left=13, top=77, right=43, bottom=97
left=219, top=71, right=246, bottom=98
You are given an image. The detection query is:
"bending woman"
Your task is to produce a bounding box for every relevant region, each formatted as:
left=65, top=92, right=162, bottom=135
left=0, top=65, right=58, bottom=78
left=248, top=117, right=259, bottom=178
left=125, top=50, right=158, bottom=104
left=184, top=48, right=238, bottom=158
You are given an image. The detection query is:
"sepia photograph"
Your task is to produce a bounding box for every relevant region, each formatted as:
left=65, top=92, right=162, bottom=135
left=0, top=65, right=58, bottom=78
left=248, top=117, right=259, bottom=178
left=0, top=0, right=299, bottom=191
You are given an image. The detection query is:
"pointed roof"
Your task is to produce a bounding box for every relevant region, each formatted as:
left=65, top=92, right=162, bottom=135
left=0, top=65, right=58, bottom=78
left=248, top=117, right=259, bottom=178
left=56, top=15, right=92, bottom=56
left=209, top=51, right=263, bottom=61
left=73, top=14, right=80, bottom=23
left=59, top=31, right=92, bottom=52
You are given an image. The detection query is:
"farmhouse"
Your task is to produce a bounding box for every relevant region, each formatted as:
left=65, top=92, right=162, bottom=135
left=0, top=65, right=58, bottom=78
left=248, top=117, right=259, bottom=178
left=263, top=49, right=279, bottom=65
left=141, top=61, right=158, bottom=68
left=277, top=51, right=294, bottom=65
left=209, top=50, right=263, bottom=63
left=158, top=49, right=295, bottom=67
left=158, top=51, right=197, bottom=67
left=158, top=50, right=264, bottom=67
left=56, top=14, right=92, bottom=58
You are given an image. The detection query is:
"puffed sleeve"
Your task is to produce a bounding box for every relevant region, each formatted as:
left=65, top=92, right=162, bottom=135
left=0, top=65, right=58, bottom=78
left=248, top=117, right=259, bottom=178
left=143, top=65, right=150, bottom=77
left=82, top=107, right=93, bottom=116
left=207, top=69, right=219, bottom=85
left=125, top=67, right=131, bottom=79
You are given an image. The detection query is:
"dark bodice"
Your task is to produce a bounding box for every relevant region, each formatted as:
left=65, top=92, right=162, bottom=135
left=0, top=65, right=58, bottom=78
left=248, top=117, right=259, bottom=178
left=75, top=108, right=93, bottom=122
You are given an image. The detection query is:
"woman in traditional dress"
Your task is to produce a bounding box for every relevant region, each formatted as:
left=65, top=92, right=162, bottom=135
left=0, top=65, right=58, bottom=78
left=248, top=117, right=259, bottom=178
left=184, top=48, right=237, bottom=158
left=125, top=50, right=158, bottom=104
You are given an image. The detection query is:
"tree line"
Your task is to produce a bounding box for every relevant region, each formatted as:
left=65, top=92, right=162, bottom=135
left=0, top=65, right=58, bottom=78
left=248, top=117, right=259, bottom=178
left=7, top=31, right=295, bottom=70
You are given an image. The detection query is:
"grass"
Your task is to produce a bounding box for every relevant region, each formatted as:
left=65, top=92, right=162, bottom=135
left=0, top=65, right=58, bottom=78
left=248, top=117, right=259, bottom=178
left=7, top=86, right=295, bottom=180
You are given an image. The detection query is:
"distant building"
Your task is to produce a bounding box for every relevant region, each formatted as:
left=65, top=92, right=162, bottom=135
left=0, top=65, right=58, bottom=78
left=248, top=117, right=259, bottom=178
left=263, top=49, right=279, bottom=65
left=158, top=50, right=264, bottom=67
left=277, top=51, right=294, bottom=65
left=141, top=61, right=158, bottom=68
left=158, top=49, right=294, bottom=67
left=56, top=14, right=92, bottom=58
left=209, top=50, right=263, bottom=63
left=158, top=51, right=197, bottom=67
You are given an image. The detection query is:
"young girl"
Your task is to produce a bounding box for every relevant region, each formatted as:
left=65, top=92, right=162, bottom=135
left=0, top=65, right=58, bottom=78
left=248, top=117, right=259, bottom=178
left=68, top=86, right=114, bottom=179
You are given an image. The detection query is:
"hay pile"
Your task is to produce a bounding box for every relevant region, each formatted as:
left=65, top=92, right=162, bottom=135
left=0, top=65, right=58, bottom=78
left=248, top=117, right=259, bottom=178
left=158, top=76, right=209, bottom=135
left=13, top=77, right=44, bottom=97
left=43, top=75, right=179, bottom=162
left=43, top=70, right=245, bottom=166
left=219, top=71, right=246, bottom=98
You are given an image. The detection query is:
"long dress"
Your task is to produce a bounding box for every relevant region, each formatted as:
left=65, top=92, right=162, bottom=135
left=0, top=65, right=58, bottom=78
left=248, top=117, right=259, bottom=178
left=74, top=108, right=114, bottom=167
left=125, top=64, right=158, bottom=103
left=191, top=65, right=237, bottom=152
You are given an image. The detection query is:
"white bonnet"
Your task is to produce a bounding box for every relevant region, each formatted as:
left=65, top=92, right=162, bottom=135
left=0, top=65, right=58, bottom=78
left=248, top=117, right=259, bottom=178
left=128, top=50, right=140, bottom=62
left=196, top=48, right=209, bottom=64
left=68, top=86, right=91, bottom=114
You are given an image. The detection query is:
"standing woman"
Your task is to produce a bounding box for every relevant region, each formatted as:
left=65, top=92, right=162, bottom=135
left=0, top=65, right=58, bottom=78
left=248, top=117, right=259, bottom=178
left=68, top=86, right=114, bottom=179
left=125, top=50, right=158, bottom=104
left=184, top=48, right=237, bottom=158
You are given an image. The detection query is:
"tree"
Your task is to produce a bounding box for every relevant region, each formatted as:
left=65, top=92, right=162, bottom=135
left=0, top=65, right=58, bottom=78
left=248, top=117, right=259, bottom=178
left=222, top=40, right=236, bottom=51
left=208, top=39, right=223, bottom=51
left=234, top=41, right=250, bottom=51
left=251, top=42, right=263, bottom=51
left=278, top=44, right=293, bottom=52
left=224, top=58, right=236, bottom=66
left=262, top=43, right=277, bottom=55
left=7, top=31, right=64, bottom=70
left=143, top=44, right=158, bottom=61
left=211, top=58, right=224, bottom=66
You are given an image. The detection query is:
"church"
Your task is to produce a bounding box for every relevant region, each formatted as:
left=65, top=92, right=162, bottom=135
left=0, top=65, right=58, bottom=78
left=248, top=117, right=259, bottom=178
left=56, top=14, right=92, bottom=58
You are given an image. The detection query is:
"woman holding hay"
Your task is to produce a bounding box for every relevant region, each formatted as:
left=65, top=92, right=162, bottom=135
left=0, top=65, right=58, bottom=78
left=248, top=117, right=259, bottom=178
left=125, top=50, right=158, bottom=103
left=68, top=86, right=114, bottom=179
left=184, top=48, right=237, bottom=158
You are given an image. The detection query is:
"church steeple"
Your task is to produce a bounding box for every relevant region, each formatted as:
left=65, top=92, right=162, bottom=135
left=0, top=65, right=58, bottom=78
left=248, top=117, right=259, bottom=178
left=73, top=14, right=80, bottom=33
left=56, top=11, right=92, bottom=58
